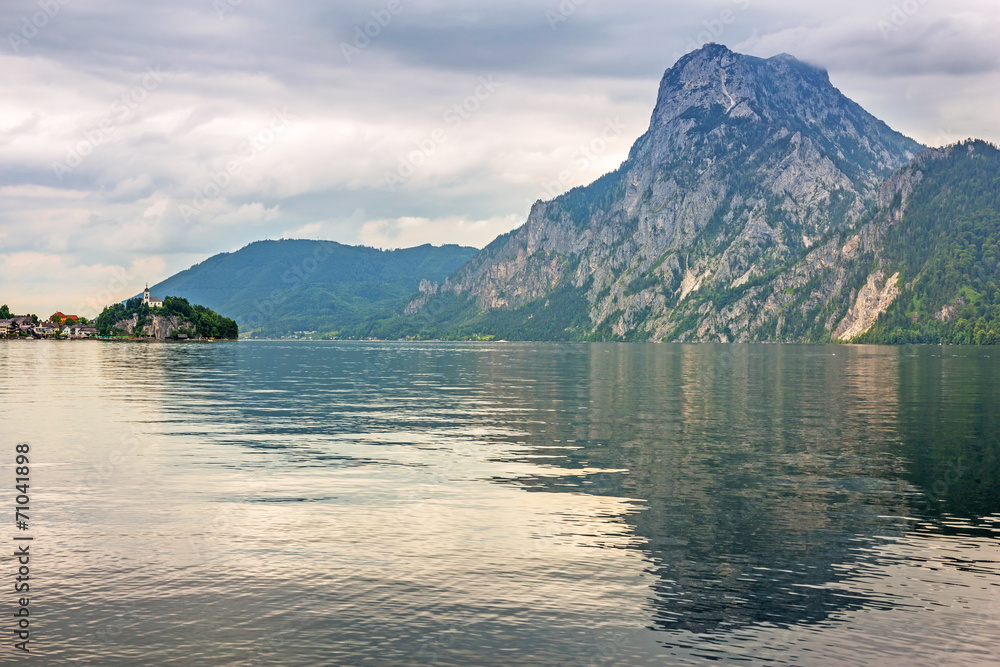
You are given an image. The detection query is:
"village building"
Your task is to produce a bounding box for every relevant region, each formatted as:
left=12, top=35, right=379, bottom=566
left=143, top=285, right=164, bottom=308
left=63, top=323, right=98, bottom=339
left=34, top=322, right=59, bottom=337
left=50, top=312, right=79, bottom=325
left=1, top=317, right=39, bottom=337
left=12, top=316, right=36, bottom=334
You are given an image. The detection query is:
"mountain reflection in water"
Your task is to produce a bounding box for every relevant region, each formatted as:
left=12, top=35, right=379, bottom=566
left=2, top=340, right=997, bottom=666
left=489, top=344, right=1000, bottom=642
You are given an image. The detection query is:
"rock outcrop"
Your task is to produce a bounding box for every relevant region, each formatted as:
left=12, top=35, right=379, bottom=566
left=833, top=271, right=901, bottom=341
left=114, top=313, right=190, bottom=339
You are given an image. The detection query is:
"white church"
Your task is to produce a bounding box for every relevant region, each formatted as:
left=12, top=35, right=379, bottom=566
left=143, top=284, right=164, bottom=308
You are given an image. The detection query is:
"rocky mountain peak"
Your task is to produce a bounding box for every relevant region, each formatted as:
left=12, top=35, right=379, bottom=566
left=641, top=45, right=891, bottom=169
left=649, top=44, right=748, bottom=123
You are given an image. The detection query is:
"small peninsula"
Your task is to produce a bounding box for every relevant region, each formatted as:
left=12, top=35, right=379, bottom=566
left=95, top=289, right=239, bottom=340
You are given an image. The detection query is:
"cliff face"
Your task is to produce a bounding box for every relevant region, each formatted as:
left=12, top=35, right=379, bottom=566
left=680, top=150, right=935, bottom=342
left=114, top=313, right=190, bottom=339
left=410, top=44, right=926, bottom=341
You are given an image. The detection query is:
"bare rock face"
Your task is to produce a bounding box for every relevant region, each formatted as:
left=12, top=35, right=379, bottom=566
left=833, top=271, right=901, bottom=341
left=412, top=44, right=925, bottom=341
left=114, top=313, right=188, bottom=339
left=934, top=302, right=962, bottom=322
left=677, top=152, right=930, bottom=342
left=404, top=280, right=440, bottom=315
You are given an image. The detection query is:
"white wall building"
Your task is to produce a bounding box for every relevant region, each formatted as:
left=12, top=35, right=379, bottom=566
left=143, top=285, right=164, bottom=308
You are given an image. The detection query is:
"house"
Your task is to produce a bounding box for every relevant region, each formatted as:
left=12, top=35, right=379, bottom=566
left=50, top=312, right=79, bottom=325
left=0, top=319, right=15, bottom=336
left=63, top=324, right=98, bottom=339
left=34, top=322, right=59, bottom=337
left=12, top=317, right=35, bottom=334
left=142, top=285, right=163, bottom=308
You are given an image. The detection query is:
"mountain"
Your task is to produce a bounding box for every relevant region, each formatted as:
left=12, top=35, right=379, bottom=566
left=149, top=240, right=477, bottom=338
left=403, top=44, right=935, bottom=341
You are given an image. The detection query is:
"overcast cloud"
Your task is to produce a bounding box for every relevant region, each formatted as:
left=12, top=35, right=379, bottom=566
left=1, top=0, right=997, bottom=316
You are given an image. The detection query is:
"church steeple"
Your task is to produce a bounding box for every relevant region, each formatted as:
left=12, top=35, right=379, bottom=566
left=143, top=284, right=150, bottom=304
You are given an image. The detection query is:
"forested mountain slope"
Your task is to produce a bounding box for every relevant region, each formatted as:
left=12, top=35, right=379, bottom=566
left=150, top=240, right=476, bottom=337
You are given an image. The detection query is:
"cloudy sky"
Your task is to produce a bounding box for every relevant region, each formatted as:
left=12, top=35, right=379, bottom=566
left=1, top=0, right=997, bottom=317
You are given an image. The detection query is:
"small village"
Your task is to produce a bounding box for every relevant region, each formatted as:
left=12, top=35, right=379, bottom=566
left=0, top=285, right=237, bottom=341
left=0, top=286, right=164, bottom=340
left=0, top=312, right=99, bottom=339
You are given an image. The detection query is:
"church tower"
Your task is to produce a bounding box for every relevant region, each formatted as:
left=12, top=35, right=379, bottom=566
left=143, top=284, right=150, bottom=305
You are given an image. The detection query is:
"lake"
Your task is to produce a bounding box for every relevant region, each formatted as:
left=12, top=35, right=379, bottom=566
left=2, top=340, right=998, bottom=665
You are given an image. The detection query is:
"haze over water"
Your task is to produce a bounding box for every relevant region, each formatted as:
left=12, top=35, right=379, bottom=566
left=2, top=340, right=999, bottom=665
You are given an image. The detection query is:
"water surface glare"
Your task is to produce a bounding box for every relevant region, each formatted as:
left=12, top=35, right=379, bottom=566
left=2, top=341, right=999, bottom=665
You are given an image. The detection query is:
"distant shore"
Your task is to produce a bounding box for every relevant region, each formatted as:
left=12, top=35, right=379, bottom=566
left=0, top=337, right=223, bottom=343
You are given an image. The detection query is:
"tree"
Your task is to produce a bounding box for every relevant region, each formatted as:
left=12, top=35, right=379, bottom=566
left=94, top=295, right=238, bottom=339
left=0, top=304, right=10, bottom=319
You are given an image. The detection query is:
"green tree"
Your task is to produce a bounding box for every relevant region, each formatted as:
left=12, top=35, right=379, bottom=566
left=94, top=296, right=238, bottom=339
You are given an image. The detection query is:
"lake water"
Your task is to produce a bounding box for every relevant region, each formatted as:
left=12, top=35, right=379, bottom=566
left=2, top=340, right=999, bottom=665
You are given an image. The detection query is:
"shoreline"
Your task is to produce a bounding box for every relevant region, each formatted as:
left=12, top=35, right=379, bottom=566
left=234, top=338, right=977, bottom=348
left=0, top=337, right=228, bottom=343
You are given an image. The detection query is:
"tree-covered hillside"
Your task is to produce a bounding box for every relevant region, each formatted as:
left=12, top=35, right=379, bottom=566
left=358, top=281, right=595, bottom=341
left=96, top=296, right=238, bottom=339
left=148, top=240, right=477, bottom=338
left=857, top=141, right=1000, bottom=345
